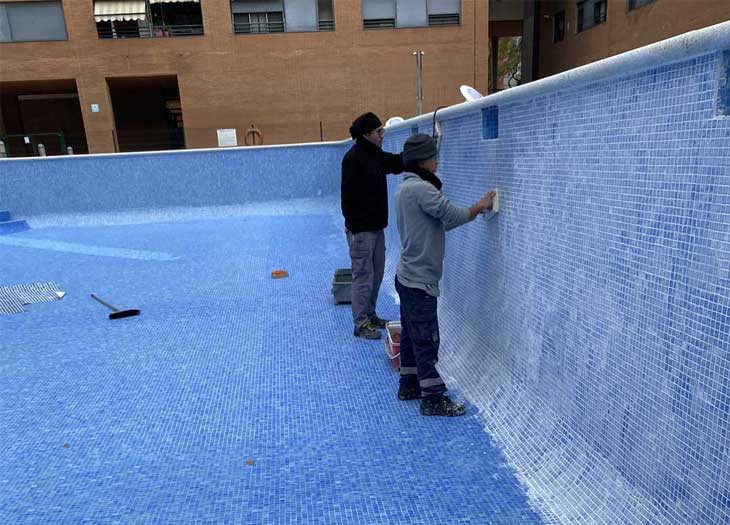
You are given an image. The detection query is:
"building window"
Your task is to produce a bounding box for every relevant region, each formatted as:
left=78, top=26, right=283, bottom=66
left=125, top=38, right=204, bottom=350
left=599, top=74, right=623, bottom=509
left=553, top=10, right=565, bottom=42
left=95, top=0, right=204, bottom=39
left=594, top=0, right=607, bottom=25
left=231, top=0, right=333, bottom=34
left=363, top=0, right=395, bottom=29
left=0, top=1, right=68, bottom=43
left=577, top=0, right=607, bottom=33
left=362, top=0, right=460, bottom=30
left=628, top=0, right=655, bottom=10
left=427, top=0, right=460, bottom=27
left=317, top=0, right=334, bottom=31
left=149, top=1, right=204, bottom=36
left=577, top=1, right=584, bottom=31
left=233, top=11, right=284, bottom=33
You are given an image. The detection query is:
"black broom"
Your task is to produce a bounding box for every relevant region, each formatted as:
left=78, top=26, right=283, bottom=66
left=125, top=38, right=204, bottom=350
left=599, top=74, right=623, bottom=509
left=91, top=293, right=140, bottom=320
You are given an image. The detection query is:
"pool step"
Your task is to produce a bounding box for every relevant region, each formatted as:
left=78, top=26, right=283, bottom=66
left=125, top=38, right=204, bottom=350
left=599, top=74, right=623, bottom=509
left=0, top=210, right=29, bottom=235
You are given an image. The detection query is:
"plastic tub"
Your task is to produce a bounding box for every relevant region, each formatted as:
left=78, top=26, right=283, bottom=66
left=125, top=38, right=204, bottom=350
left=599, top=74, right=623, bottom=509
left=385, top=321, right=401, bottom=370
left=332, top=268, right=352, bottom=304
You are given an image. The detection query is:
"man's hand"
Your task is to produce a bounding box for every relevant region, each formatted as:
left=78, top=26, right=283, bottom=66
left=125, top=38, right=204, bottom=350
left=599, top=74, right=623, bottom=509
left=469, top=190, right=497, bottom=219
left=477, top=190, right=497, bottom=213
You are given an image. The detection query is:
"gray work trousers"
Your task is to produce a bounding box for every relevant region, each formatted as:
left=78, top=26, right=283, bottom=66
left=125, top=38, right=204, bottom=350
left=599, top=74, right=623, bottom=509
left=346, top=229, right=385, bottom=329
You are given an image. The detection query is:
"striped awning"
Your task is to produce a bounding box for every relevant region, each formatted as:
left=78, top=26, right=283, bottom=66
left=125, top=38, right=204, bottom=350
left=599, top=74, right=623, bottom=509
left=94, top=1, right=146, bottom=22
left=149, top=0, right=199, bottom=3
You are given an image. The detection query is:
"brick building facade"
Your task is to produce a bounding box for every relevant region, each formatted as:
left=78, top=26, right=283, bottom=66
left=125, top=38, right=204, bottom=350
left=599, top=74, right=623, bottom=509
left=1, top=1, right=728, bottom=156
left=0, top=0, right=489, bottom=153
left=536, top=0, right=730, bottom=78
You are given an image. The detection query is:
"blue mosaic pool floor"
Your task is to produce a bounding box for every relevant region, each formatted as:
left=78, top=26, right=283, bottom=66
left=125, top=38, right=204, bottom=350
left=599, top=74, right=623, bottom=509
left=0, top=207, right=543, bottom=525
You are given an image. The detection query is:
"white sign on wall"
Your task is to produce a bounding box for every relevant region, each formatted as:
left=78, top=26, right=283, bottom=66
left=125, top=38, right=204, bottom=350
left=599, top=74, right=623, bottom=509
left=217, top=129, right=238, bottom=147
left=90, top=104, right=100, bottom=113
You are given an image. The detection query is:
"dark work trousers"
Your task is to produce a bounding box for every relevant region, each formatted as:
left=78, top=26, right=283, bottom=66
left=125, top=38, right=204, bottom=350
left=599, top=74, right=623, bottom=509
left=395, top=275, right=446, bottom=398
left=346, top=229, right=385, bottom=329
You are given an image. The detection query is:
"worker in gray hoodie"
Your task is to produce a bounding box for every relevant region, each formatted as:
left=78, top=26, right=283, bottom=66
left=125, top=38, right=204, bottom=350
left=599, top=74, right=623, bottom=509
left=394, top=133, right=496, bottom=417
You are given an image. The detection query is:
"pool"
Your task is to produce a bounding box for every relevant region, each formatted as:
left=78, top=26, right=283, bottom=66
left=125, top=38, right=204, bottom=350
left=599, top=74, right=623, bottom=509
left=2, top=20, right=730, bottom=525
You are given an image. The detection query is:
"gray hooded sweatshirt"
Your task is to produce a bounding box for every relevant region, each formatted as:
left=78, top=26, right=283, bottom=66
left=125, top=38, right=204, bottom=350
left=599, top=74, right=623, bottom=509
left=395, top=172, right=471, bottom=297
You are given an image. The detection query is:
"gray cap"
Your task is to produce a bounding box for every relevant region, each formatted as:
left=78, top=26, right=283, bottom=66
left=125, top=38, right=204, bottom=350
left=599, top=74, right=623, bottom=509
left=402, top=133, right=437, bottom=165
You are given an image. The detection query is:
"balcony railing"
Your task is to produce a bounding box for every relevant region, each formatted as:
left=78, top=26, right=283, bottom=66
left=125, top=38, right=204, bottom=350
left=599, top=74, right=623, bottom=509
left=233, top=21, right=285, bottom=34
left=232, top=21, right=333, bottom=34
left=97, top=24, right=204, bottom=39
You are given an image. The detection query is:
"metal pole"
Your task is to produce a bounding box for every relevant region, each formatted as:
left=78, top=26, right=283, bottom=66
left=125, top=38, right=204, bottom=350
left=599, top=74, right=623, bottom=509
left=319, top=121, right=323, bottom=142
left=413, top=51, right=424, bottom=115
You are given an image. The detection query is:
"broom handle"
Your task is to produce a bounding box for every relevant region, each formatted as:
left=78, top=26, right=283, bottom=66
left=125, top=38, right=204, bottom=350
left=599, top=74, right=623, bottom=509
left=90, top=294, right=120, bottom=312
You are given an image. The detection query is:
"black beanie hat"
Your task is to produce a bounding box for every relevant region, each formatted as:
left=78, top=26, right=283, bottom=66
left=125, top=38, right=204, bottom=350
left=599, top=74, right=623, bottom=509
left=403, top=134, right=438, bottom=165
left=349, top=112, right=382, bottom=139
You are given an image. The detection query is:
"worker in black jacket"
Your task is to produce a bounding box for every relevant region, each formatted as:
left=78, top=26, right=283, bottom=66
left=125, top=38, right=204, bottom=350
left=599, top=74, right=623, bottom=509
left=341, top=112, right=404, bottom=339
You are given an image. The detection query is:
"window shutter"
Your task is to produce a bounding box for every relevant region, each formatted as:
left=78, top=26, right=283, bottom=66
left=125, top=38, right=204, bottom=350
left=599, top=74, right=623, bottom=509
left=6, top=1, right=67, bottom=42
left=362, top=0, right=395, bottom=20
left=427, top=0, right=459, bottom=15
left=284, top=0, right=317, bottom=32
left=0, top=5, right=12, bottom=42
left=396, top=0, right=427, bottom=28
left=230, top=0, right=283, bottom=14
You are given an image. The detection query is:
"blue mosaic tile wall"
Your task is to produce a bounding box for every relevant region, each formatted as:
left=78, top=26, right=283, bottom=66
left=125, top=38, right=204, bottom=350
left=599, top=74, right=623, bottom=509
left=0, top=144, right=346, bottom=218
left=383, top=47, right=730, bottom=524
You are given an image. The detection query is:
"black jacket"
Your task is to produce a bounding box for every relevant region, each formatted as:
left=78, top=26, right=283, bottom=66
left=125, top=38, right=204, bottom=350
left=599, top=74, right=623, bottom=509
left=341, top=138, right=403, bottom=234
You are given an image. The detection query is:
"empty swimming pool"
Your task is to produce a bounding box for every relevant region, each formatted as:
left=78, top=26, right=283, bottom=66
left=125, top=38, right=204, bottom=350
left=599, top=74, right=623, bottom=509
left=1, top=203, right=545, bottom=524
left=2, top=21, right=730, bottom=525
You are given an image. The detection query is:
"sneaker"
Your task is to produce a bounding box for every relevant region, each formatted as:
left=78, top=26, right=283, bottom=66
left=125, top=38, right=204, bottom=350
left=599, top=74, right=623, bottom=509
left=420, top=395, right=466, bottom=417
left=368, top=314, right=389, bottom=329
left=398, top=384, right=421, bottom=401
left=354, top=321, right=382, bottom=340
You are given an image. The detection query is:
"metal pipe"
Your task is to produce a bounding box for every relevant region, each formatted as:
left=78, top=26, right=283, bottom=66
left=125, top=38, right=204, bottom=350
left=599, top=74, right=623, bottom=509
left=432, top=105, right=447, bottom=150
left=413, top=51, right=424, bottom=115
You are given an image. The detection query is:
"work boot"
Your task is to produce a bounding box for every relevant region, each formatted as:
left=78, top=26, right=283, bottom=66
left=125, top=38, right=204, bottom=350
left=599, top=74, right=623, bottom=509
left=354, top=321, right=382, bottom=340
left=398, top=384, right=421, bottom=401
left=420, top=394, right=466, bottom=417
left=368, top=314, right=390, bottom=329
